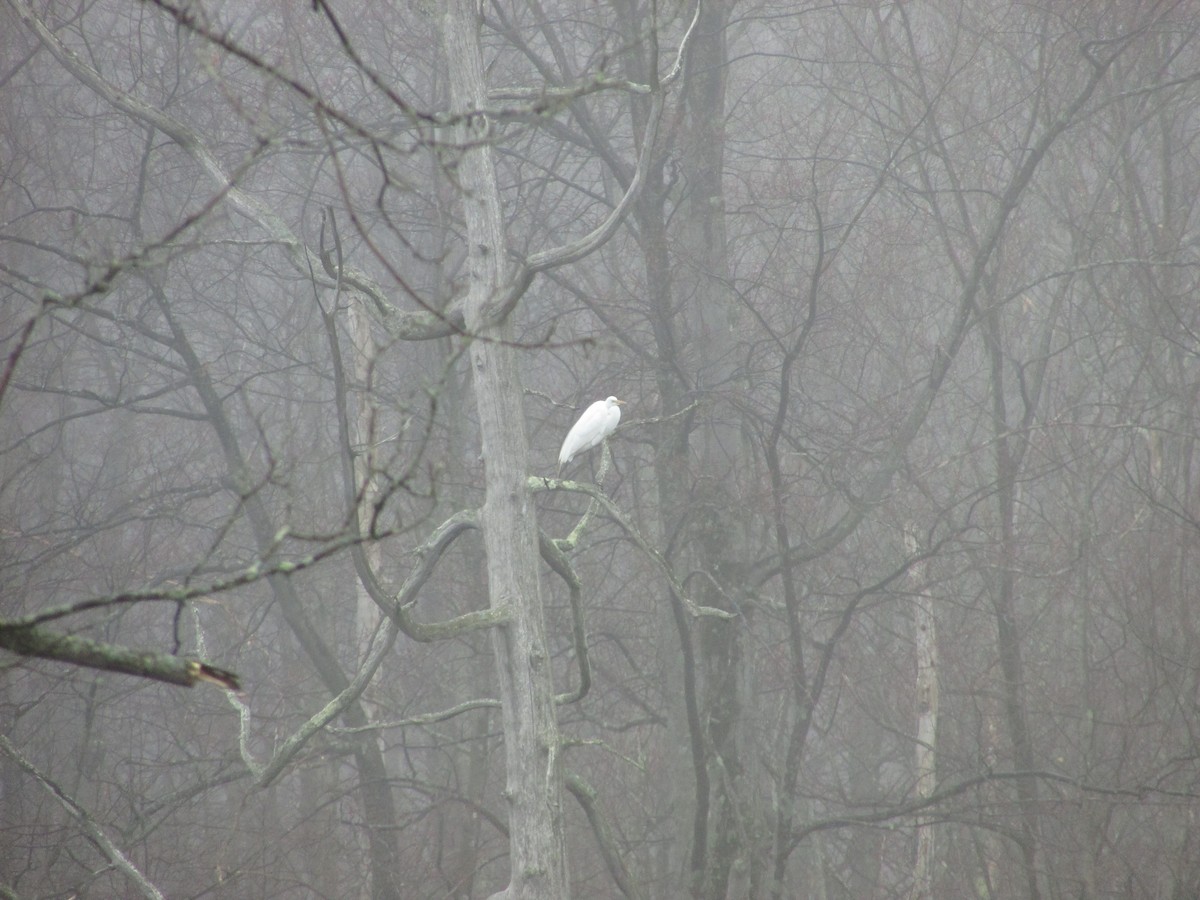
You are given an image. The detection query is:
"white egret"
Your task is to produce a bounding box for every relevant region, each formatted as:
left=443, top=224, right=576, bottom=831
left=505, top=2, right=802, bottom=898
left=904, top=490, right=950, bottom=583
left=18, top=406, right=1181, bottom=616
left=558, top=396, right=625, bottom=475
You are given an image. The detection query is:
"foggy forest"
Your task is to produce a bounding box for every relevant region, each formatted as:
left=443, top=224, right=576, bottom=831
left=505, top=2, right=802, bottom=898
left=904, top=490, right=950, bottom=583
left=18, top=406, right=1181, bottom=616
left=3, top=1, right=1200, bottom=898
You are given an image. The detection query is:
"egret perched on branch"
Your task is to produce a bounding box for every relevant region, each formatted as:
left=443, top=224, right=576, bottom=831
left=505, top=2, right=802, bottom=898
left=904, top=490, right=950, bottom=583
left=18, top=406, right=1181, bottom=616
left=558, top=396, right=625, bottom=475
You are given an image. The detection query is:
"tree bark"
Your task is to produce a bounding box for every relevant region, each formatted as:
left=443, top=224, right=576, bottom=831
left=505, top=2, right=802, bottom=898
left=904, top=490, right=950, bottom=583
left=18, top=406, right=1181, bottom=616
left=440, top=2, right=570, bottom=897
left=0, top=623, right=239, bottom=690
left=906, top=526, right=938, bottom=900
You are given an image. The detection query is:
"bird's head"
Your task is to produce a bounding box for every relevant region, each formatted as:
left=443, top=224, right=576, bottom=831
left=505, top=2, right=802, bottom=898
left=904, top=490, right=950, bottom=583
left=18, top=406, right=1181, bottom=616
left=607, top=396, right=626, bottom=407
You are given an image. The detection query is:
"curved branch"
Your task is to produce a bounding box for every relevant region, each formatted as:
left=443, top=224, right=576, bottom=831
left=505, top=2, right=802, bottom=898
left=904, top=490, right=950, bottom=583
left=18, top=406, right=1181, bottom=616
left=390, top=509, right=512, bottom=640
left=531, top=475, right=735, bottom=620
left=525, top=90, right=665, bottom=276
left=253, top=619, right=400, bottom=788
left=539, top=530, right=590, bottom=705
left=348, top=507, right=510, bottom=641
left=493, top=0, right=695, bottom=279
left=564, top=772, right=647, bottom=900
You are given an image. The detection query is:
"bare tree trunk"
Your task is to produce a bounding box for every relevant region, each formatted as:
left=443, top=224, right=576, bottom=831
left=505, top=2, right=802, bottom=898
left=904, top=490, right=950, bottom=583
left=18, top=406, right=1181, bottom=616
left=440, top=2, right=569, bottom=897
left=624, top=1, right=748, bottom=894
left=346, top=296, right=384, bottom=657
left=678, top=6, right=755, bottom=897
left=984, top=306, right=1041, bottom=900
left=906, top=525, right=938, bottom=900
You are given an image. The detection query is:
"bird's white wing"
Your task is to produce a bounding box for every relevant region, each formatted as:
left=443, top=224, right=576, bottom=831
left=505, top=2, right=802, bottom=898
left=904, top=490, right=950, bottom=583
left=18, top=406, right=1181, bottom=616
left=559, top=400, right=608, bottom=467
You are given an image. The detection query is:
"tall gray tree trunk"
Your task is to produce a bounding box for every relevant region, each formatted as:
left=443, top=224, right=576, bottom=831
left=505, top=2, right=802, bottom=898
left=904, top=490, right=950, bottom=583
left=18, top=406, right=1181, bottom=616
left=623, top=1, right=746, bottom=893
left=441, top=2, right=569, bottom=897
left=906, top=525, right=939, bottom=900
left=677, top=5, right=756, bottom=896
left=984, top=302, right=1042, bottom=900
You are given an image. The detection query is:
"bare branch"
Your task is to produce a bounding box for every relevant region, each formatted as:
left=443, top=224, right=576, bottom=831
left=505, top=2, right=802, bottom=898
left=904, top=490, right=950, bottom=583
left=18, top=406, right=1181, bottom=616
left=539, top=530, right=591, bottom=705
left=531, top=475, right=735, bottom=620
left=0, top=622, right=239, bottom=690
left=4, top=0, right=447, bottom=339
left=523, top=88, right=664, bottom=276
left=254, top=619, right=399, bottom=788
left=348, top=507, right=513, bottom=641
left=564, top=772, right=647, bottom=900
left=331, top=697, right=502, bottom=734
left=0, top=735, right=168, bottom=900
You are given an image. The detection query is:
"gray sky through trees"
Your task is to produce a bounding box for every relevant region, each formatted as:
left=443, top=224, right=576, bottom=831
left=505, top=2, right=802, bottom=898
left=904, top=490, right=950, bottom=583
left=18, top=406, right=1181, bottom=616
left=3, top=2, right=1200, bottom=899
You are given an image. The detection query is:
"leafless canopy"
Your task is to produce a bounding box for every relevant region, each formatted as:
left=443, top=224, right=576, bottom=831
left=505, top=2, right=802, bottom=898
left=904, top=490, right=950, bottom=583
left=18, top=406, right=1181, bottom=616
left=3, top=1, right=1200, bottom=899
